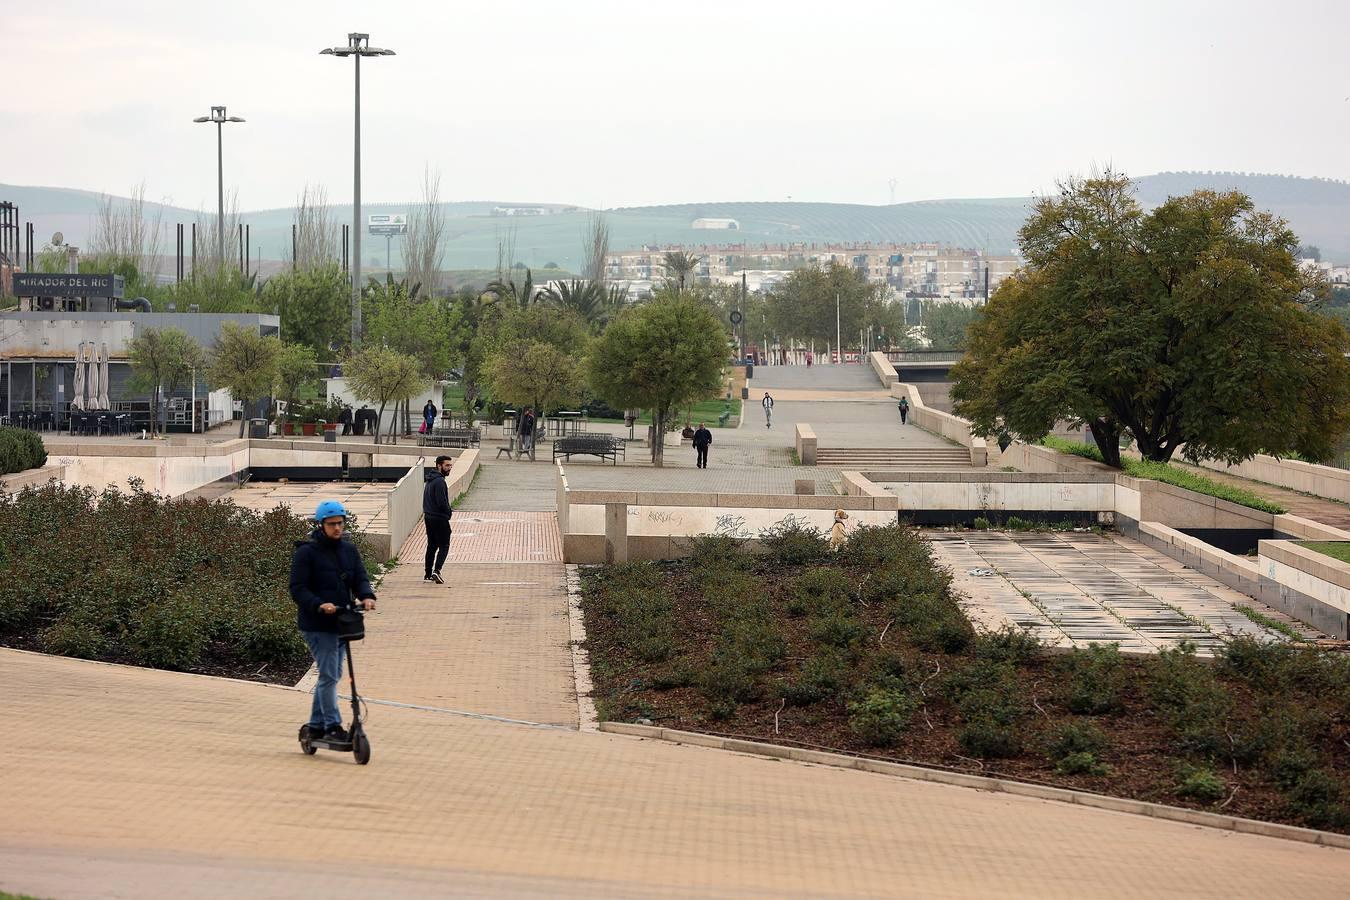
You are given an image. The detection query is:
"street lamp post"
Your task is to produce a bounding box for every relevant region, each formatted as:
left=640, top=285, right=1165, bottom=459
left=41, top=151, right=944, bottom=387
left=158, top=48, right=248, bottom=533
left=192, top=106, right=245, bottom=268
left=321, top=32, right=396, bottom=350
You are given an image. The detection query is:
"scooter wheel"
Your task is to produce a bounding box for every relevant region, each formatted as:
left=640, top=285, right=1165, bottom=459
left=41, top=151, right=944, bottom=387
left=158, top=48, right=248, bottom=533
left=353, top=733, right=371, bottom=765
left=301, top=740, right=317, bottom=755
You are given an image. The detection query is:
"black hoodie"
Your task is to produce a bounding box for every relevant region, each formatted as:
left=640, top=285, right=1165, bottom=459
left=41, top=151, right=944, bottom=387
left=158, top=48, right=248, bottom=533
left=423, top=468, right=453, bottom=524
left=289, top=528, right=375, bottom=633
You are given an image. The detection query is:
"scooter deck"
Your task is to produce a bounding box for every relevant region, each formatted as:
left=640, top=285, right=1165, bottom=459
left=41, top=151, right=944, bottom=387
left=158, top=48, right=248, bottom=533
left=306, top=737, right=356, bottom=752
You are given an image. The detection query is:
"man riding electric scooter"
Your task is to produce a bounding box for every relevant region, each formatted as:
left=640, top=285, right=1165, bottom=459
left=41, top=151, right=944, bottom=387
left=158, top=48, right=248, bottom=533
left=290, top=500, right=376, bottom=756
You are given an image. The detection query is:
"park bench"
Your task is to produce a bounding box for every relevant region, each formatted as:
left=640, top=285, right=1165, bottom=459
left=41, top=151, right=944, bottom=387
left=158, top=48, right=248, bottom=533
left=553, top=434, right=625, bottom=465
left=419, top=427, right=481, bottom=449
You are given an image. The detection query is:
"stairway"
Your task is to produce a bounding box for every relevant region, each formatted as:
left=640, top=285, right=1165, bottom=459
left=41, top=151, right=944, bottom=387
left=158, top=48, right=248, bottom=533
left=814, top=447, right=972, bottom=469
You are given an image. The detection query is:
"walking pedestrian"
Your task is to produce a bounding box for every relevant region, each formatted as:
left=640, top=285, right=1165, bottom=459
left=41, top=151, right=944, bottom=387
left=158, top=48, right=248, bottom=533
left=421, top=399, right=438, bottom=435
left=517, top=407, right=536, bottom=460
left=289, top=500, right=377, bottom=743
left=693, top=421, right=713, bottom=468
left=762, top=392, right=774, bottom=429
left=898, top=396, right=910, bottom=425
left=422, top=455, right=454, bottom=584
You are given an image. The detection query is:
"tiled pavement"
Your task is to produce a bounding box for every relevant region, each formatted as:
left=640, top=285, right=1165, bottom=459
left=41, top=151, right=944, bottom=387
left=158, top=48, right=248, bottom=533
left=927, top=531, right=1311, bottom=654
left=7, top=648, right=1350, bottom=899
left=229, top=480, right=396, bottom=533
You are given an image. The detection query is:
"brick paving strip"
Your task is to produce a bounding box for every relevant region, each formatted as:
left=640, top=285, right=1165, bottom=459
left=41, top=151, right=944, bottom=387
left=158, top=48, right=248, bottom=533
left=6, top=648, right=1350, bottom=898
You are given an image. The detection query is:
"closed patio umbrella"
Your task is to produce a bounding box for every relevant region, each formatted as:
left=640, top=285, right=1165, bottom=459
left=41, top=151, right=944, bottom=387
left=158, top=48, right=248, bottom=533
left=97, top=343, right=110, bottom=411
left=71, top=343, right=86, bottom=412
left=86, top=342, right=101, bottom=412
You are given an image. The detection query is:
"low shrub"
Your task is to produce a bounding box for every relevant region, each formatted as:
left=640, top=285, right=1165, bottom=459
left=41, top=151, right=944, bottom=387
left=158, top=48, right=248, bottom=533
left=1005, top=516, right=1032, bottom=531
left=848, top=686, right=918, bottom=747
left=685, top=532, right=749, bottom=568
left=759, top=517, right=830, bottom=565
left=791, top=569, right=854, bottom=616
left=810, top=608, right=868, bottom=649
left=838, top=523, right=931, bottom=569
left=1284, top=770, right=1349, bottom=829
left=956, top=686, right=1026, bottom=758
left=973, top=627, right=1042, bottom=665
left=972, top=516, right=991, bottom=530
left=1055, top=643, right=1126, bottom=715
left=1148, top=643, right=1232, bottom=757
left=1048, top=720, right=1108, bottom=760
left=1056, top=751, right=1108, bottom=776
left=0, top=425, right=47, bottom=475
left=779, top=651, right=848, bottom=706
left=1176, top=764, right=1227, bottom=802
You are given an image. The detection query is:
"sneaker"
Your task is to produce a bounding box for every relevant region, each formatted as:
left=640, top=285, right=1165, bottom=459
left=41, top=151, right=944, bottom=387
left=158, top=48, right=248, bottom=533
left=300, top=723, right=322, bottom=740
left=424, top=574, right=435, bottom=582
left=430, top=571, right=445, bottom=584
left=323, top=724, right=349, bottom=742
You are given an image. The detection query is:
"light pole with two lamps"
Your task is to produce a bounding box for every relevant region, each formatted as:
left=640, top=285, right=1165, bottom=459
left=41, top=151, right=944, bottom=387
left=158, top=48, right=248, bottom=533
left=191, top=106, right=245, bottom=268
left=321, top=32, right=395, bottom=350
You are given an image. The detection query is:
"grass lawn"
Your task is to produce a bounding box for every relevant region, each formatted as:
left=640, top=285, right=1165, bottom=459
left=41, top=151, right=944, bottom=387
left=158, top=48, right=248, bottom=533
left=592, top=398, right=743, bottom=428
left=580, top=523, right=1350, bottom=833
left=1039, top=437, right=1287, bottom=514
left=1303, top=541, right=1350, bottom=565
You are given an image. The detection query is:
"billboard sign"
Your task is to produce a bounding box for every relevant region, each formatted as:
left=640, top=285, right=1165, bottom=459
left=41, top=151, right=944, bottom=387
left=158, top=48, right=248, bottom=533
left=368, top=213, right=408, bottom=236
left=12, top=273, right=125, bottom=298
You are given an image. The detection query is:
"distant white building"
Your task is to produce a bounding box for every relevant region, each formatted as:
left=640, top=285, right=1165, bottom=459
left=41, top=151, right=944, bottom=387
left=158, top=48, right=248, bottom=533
left=692, top=217, right=739, bottom=230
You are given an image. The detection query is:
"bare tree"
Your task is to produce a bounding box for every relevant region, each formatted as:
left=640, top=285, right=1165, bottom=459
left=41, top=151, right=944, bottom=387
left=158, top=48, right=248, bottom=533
left=293, top=184, right=338, bottom=271
left=402, top=166, right=446, bottom=296
left=495, top=224, right=518, bottom=282
left=582, top=211, right=609, bottom=286
left=195, top=190, right=242, bottom=273
left=91, top=182, right=164, bottom=276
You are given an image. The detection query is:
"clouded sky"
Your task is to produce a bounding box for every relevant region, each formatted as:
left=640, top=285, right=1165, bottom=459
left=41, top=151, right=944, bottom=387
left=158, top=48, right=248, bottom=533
left=7, top=0, right=1350, bottom=211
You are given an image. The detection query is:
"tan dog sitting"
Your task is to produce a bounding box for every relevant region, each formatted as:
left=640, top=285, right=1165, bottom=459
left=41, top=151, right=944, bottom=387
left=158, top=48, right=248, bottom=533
left=829, top=509, right=849, bottom=552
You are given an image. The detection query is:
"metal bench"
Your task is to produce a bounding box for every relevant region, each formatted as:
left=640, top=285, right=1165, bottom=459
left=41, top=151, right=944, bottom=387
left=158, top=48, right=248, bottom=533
left=553, top=434, right=623, bottom=465
left=419, top=427, right=481, bottom=449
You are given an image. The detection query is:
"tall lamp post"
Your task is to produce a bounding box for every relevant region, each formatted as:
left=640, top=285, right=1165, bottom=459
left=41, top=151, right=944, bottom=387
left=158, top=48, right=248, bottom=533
left=321, top=32, right=395, bottom=350
left=192, top=106, right=245, bottom=268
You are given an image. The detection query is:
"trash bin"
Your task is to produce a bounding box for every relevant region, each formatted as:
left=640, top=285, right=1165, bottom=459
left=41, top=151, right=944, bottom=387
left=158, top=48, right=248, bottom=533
left=745, top=362, right=754, bottom=379
left=741, top=386, right=749, bottom=400
left=248, top=418, right=268, bottom=439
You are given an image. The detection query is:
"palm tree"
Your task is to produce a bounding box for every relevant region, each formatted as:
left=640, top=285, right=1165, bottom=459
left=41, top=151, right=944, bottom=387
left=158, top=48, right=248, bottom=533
left=543, top=279, right=623, bottom=331
left=486, top=267, right=540, bottom=309
left=662, top=251, right=704, bottom=292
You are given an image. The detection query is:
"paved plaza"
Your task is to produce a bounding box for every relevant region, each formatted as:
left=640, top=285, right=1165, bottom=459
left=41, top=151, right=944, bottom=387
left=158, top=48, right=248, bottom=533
left=9, top=362, right=1350, bottom=897
left=929, top=530, right=1314, bottom=653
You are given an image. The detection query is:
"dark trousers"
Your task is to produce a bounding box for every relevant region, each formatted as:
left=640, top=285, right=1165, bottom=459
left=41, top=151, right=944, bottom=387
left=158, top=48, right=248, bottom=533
left=900, top=410, right=908, bottom=424
left=425, top=517, right=451, bottom=576
left=696, top=445, right=709, bottom=468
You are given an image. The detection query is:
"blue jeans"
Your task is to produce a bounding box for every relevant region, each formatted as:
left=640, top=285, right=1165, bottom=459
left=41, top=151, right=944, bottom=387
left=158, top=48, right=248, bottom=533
left=302, top=630, right=345, bottom=729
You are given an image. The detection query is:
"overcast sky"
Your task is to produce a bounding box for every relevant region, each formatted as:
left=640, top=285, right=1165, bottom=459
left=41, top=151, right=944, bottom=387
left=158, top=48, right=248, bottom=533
left=7, top=0, right=1350, bottom=212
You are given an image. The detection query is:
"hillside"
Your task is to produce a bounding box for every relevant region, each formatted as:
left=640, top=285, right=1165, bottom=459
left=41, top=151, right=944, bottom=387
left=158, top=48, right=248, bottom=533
left=4, top=171, right=1348, bottom=271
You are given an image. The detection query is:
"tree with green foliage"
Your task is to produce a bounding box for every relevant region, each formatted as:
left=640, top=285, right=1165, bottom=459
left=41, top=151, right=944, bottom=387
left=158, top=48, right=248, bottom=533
left=485, top=268, right=541, bottom=309
left=364, top=273, right=453, bottom=434
left=266, top=264, right=350, bottom=355
left=486, top=341, right=584, bottom=420
left=446, top=290, right=500, bottom=419
left=127, top=327, right=205, bottom=437
left=586, top=294, right=727, bottom=466
left=208, top=322, right=282, bottom=438
left=273, top=343, right=319, bottom=424
left=951, top=172, right=1350, bottom=468
left=342, top=346, right=424, bottom=445
left=921, top=301, right=981, bottom=350
left=765, top=263, right=888, bottom=351
left=542, top=279, right=626, bottom=332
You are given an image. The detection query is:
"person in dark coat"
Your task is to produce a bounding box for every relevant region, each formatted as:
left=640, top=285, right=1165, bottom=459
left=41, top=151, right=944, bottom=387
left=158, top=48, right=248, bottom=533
left=517, top=407, right=537, bottom=460
left=289, top=500, right=376, bottom=742
left=693, top=422, right=713, bottom=468
left=422, top=399, right=438, bottom=434
left=423, top=455, right=454, bottom=584
left=898, top=396, right=910, bottom=425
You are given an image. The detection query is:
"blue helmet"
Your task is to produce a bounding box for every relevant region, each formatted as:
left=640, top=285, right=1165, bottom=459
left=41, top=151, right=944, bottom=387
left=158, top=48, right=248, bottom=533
left=314, top=499, right=350, bottom=522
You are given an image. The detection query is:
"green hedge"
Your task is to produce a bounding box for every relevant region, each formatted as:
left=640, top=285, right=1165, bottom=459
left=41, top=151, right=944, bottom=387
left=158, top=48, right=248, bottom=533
left=0, top=426, right=47, bottom=476
left=1039, top=436, right=1286, bottom=514
left=0, top=480, right=376, bottom=677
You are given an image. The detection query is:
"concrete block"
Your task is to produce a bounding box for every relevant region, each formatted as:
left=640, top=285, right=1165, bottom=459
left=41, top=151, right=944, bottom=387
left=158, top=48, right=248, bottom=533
left=796, top=495, right=874, bottom=511
left=604, top=502, right=628, bottom=564
left=794, top=479, right=815, bottom=495
left=715, top=493, right=799, bottom=509
left=567, top=490, right=639, bottom=505
left=634, top=491, right=719, bottom=508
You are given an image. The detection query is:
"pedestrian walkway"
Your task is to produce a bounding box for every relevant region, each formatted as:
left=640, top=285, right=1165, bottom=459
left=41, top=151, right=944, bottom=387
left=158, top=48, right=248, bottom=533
left=6, top=647, right=1348, bottom=899
left=1176, top=462, right=1350, bottom=531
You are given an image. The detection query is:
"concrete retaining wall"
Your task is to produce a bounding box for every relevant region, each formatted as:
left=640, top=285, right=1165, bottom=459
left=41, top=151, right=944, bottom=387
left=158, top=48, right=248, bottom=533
left=0, top=465, right=66, bottom=491
left=1198, top=453, right=1350, bottom=505
left=1258, top=540, right=1350, bottom=639
left=868, top=350, right=898, bottom=388
left=794, top=424, right=817, bottom=466
left=382, top=459, right=427, bottom=562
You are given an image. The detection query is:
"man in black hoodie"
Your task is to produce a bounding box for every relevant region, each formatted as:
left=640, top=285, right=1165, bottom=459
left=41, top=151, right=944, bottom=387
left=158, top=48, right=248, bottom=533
left=423, top=455, right=454, bottom=584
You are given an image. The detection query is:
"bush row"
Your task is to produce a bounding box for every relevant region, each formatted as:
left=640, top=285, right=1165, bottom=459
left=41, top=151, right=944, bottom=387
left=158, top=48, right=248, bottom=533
left=0, top=426, right=47, bottom=476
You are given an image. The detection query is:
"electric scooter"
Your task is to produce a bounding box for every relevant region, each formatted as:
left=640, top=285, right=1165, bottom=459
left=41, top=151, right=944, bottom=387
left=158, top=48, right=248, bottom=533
left=298, top=604, right=371, bottom=765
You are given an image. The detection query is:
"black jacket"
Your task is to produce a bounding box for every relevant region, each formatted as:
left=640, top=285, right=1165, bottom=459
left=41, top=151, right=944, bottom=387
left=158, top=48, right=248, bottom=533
left=289, top=528, right=376, bottom=633
left=519, top=412, right=536, bottom=436
left=423, top=468, right=453, bottom=523
left=693, top=427, right=713, bottom=448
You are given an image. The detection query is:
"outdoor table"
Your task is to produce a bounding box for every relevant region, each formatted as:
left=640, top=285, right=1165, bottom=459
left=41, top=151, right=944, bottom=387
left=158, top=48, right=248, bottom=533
left=556, top=411, right=583, bottom=436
